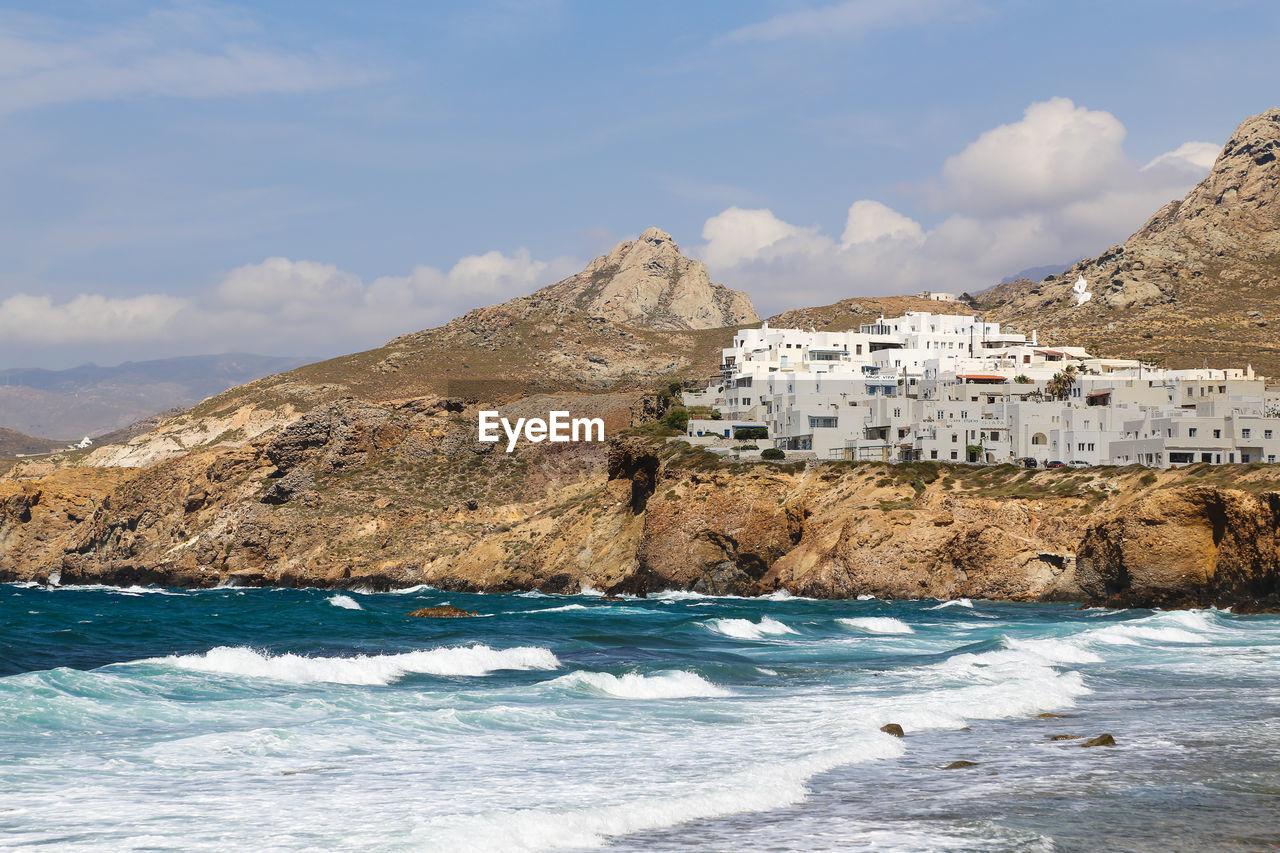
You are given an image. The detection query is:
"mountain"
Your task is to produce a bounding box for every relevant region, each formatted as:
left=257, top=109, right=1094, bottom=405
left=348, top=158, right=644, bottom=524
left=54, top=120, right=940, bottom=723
left=0, top=354, right=309, bottom=439
left=537, top=227, right=758, bottom=330
left=976, top=107, right=1280, bottom=374
left=0, top=426, right=63, bottom=458
left=160, top=228, right=758, bottom=424
left=998, top=264, right=1071, bottom=285
left=6, top=139, right=1280, bottom=612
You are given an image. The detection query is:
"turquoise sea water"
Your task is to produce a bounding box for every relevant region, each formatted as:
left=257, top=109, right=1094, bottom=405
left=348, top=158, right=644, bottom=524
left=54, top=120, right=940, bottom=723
left=1, top=584, right=1278, bottom=851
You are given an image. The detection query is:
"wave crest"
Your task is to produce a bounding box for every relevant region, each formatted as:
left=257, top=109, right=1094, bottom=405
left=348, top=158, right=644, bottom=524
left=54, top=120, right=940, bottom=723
left=145, top=644, right=560, bottom=685
left=837, top=616, right=914, bottom=635
left=549, top=670, right=733, bottom=699
left=704, top=616, right=797, bottom=640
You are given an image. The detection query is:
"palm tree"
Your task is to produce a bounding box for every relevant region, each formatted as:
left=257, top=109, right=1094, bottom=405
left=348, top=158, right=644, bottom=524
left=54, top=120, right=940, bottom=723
left=1046, top=364, right=1078, bottom=401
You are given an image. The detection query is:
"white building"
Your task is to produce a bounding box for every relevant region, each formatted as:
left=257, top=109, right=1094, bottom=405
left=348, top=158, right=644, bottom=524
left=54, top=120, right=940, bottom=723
left=688, top=311, right=1280, bottom=469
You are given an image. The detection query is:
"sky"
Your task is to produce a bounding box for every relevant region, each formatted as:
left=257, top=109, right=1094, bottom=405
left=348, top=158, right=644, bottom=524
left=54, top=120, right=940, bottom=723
left=1, top=0, right=1278, bottom=368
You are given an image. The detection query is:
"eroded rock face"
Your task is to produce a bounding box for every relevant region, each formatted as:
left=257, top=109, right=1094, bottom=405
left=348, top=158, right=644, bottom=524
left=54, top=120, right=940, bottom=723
left=538, top=228, right=759, bottom=331
left=1075, top=486, right=1280, bottom=609
left=5, top=406, right=1280, bottom=610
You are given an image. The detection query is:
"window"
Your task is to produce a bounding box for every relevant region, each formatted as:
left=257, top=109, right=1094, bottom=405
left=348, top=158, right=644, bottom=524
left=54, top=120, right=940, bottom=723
left=1242, top=428, right=1252, bottom=439
left=1213, top=429, right=1222, bottom=439
left=930, top=449, right=938, bottom=460
left=1267, top=430, right=1274, bottom=439
left=950, top=451, right=958, bottom=460
left=1189, top=428, right=1197, bottom=437
left=1242, top=454, right=1252, bottom=463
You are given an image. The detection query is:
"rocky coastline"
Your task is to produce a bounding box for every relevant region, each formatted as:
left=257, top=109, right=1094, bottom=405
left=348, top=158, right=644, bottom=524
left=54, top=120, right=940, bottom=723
left=4, top=403, right=1278, bottom=610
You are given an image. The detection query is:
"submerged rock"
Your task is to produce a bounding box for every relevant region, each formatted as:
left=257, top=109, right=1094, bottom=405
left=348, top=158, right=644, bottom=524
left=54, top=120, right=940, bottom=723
left=1081, top=734, right=1116, bottom=747
left=408, top=606, right=478, bottom=618
left=943, top=760, right=979, bottom=770
left=1049, top=734, right=1081, bottom=741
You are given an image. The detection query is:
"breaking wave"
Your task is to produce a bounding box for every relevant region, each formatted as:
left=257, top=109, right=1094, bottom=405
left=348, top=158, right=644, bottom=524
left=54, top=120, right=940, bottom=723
left=704, top=616, right=797, bottom=639
left=549, top=669, right=733, bottom=699
left=328, top=595, right=362, bottom=610
left=837, top=616, right=914, bottom=635
left=144, top=644, right=560, bottom=685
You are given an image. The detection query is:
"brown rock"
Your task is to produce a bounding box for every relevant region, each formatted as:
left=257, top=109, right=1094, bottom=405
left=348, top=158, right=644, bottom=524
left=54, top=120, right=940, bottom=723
left=1081, top=734, right=1116, bottom=747
left=407, top=606, right=478, bottom=618
left=879, top=723, right=905, bottom=738
left=943, top=760, right=979, bottom=769
left=1049, top=734, right=1081, bottom=741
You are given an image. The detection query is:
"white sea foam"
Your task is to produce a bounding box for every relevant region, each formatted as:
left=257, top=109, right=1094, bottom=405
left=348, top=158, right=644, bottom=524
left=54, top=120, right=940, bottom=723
left=550, top=670, right=733, bottom=699
left=328, top=595, right=362, bottom=610
left=579, top=585, right=604, bottom=597
left=531, top=604, right=588, bottom=613
left=385, top=584, right=437, bottom=595
left=856, top=594, right=877, bottom=601
left=704, top=616, right=797, bottom=639
left=1087, top=624, right=1210, bottom=646
left=928, top=598, right=973, bottom=609
left=419, top=733, right=903, bottom=851
left=40, top=584, right=187, bottom=596
left=145, top=644, right=560, bottom=685
left=837, top=616, right=914, bottom=635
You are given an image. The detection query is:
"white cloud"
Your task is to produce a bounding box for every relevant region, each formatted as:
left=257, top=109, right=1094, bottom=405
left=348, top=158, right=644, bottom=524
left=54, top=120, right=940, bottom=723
left=938, top=97, right=1129, bottom=214
left=722, top=0, right=972, bottom=43
left=216, top=258, right=363, bottom=311
left=841, top=200, right=925, bottom=246
left=700, top=207, right=814, bottom=267
left=0, top=293, right=185, bottom=344
left=1142, top=141, right=1221, bottom=174
left=697, top=98, right=1222, bottom=314
left=0, top=248, right=580, bottom=360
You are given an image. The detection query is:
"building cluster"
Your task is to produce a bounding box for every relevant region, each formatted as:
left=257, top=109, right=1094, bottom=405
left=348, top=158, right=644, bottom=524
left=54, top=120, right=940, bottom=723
left=684, top=311, right=1280, bottom=468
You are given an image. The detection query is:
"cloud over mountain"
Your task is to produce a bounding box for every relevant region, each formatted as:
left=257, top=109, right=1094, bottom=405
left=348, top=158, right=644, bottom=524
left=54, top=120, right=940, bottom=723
left=696, top=98, right=1221, bottom=314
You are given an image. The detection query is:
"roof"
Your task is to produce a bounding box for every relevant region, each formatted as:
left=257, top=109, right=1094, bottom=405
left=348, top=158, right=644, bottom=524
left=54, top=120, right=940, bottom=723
left=956, top=373, right=1008, bottom=381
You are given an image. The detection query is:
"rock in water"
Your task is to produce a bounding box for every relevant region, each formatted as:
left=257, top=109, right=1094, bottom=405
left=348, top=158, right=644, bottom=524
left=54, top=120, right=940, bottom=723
left=879, top=723, right=905, bottom=738
left=1081, top=734, right=1116, bottom=748
left=1049, top=734, right=1081, bottom=741
left=408, top=606, right=478, bottom=618
left=943, top=760, right=979, bottom=769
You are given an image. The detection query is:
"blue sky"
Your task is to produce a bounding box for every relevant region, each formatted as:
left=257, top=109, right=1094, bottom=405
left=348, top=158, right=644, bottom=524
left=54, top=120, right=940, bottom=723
left=1, top=0, right=1278, bottom=367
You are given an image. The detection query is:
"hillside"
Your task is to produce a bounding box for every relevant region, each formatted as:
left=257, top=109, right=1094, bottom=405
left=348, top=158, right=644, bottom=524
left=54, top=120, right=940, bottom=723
left=975, top=107, right=1280, bottom=375
left=0, top=353, right=308, bottom=439
left=175, top=229, right=758, bottom=424
left=0, top=427, right=64, bottom=458
left=5, top=109, right=1280, bottom=609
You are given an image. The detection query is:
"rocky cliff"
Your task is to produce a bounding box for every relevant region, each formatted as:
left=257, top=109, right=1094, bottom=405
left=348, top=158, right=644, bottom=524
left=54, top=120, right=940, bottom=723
left=977, top=107, right=1280, bottom=375
left=533, top=227, right=759, bottom=331
left=4, top=400, right=1279, bottom=609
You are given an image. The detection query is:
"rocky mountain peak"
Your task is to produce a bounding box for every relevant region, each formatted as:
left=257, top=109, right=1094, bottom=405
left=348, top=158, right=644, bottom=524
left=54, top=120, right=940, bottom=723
left=1139, top=107, right=1280, bottom=245
left=546, top=227, right=759, bottom=331
left=976, top=107, right=1280, bottom=377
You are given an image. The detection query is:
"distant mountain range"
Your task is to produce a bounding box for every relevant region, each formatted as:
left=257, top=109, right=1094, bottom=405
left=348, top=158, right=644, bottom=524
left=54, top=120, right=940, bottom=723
left=998, top=264, right=1071, bottom=285
left=0, top=353, right=308, bottom=440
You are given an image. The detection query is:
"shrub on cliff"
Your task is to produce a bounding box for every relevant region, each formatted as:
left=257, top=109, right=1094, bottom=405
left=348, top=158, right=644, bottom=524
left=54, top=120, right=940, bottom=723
left=761, top=448, right=785, bottom=460
left=663, top=407, right=689, bottom=431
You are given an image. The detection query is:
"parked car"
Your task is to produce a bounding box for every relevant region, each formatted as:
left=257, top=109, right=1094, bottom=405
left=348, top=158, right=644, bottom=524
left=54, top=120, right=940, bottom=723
left=1018, top=457, right=1038, bottom=468
left=1045, top=460, right=1066, bottom=469
left=1068, top=460, right=1089, bottom=468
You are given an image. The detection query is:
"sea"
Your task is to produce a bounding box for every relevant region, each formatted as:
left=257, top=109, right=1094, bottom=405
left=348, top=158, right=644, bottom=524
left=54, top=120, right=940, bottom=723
left=1, top=584, right=1278, bottom=852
